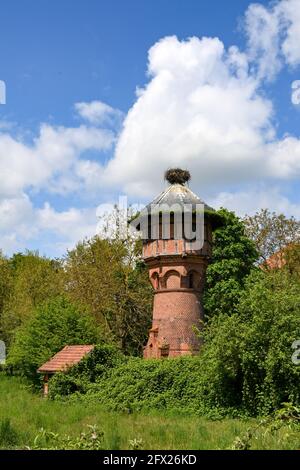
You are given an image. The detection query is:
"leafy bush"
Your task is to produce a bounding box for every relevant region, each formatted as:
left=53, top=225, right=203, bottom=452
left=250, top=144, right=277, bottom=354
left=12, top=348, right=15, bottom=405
left=49, top=343, right=125, bottom=398
left=203, top=208, right=258, bottom=318
left=230, top=402, right=300, bottom=450
left=0, top=251, right=63, bottom=347
left=49, top=268, right=300, bottom=418
left=198, top=268, right=300, bottom=415
left=236, top=269, right=300, bottom=414
left=51, top=354, right=231, bottom=417
left=7, top=295, right=101, bottom=383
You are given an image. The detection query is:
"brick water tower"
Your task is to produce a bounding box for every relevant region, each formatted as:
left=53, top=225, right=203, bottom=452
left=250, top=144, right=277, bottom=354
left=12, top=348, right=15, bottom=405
left=137, top=169, right=221, bottom=359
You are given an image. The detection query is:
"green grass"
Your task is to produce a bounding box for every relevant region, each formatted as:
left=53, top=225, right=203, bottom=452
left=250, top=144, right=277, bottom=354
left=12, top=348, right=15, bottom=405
left=1, top=374, right=300, bottom=450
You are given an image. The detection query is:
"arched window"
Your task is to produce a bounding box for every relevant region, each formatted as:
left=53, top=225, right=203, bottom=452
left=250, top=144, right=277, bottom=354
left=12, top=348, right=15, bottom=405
left=164, top=270, right=180, bottom=289
left=151, top=272, right=160, bottom=290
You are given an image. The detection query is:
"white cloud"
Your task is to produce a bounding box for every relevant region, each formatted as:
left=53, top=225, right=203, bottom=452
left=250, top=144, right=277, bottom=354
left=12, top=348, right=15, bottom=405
left=0, top=198, right=99, bottom=256
left=279, top=0, right=300, bottom=67
left=0, top=105, right=119, bottom=255
left=101, top=33, right=300, bottom=199
left=291, top=80, right=300, bottom=105
left=0, top=123, right=114, bottom=198
left=244, top=0, right=300, bottom=81
left=209, top=186, right=300, bottom=219
left=1, top=0, right=300, bottom=257
left=37, top=203, right=98, bottom=248
left=0, top=194, right=35, bottom=235
left=75, top=100, right=123, bottom=126
left=244, top=2, right=282, bottom=81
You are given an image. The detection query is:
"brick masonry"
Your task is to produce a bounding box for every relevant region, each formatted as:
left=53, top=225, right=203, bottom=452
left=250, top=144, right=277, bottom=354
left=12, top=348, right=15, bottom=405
left=143, top=222, right=212, bottom=359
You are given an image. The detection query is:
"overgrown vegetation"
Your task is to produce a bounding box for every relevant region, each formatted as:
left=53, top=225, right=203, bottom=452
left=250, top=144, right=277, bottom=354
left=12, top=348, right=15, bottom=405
left=1, top=207, right=300, bottom=431
left=7, top=296, right=101, bottom=383
left=48, top=265, right=300, bottom=416
left=203, top=208, right=258, bottom=318
left=2, top=375, right=300, bottom=450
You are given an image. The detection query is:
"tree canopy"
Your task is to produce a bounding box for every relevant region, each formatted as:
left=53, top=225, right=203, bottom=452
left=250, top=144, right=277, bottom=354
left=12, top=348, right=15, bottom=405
left=244, top=209, right=300, bottom=263
left=7, top=295, right=101, bottom=382
left=203, top=208, right=258, bottom=318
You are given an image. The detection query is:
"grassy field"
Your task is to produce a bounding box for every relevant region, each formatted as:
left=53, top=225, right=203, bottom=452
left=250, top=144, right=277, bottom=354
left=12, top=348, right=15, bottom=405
left=0, top=374, right=300, bottom=450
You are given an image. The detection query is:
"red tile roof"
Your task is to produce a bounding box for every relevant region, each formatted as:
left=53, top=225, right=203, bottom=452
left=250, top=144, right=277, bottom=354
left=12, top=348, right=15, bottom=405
left=264, top=249, right=286, bottom=269
left=263, top=243, right=299, bottom=270
left=37, top=345, right=94, bottom=374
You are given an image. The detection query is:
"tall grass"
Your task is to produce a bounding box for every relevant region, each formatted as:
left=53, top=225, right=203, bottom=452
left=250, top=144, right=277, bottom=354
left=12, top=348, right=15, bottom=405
left=0, top=374, right=299, bottom=449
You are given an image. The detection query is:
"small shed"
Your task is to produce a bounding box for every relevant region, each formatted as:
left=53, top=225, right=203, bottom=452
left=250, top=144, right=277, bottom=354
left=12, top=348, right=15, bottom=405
left=37, top=345, right=94, bottom=396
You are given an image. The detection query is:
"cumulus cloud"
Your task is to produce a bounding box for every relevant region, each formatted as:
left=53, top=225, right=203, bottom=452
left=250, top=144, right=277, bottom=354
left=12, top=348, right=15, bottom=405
left=0, top=198, right=99, bottom=256
left=101, top=31, right=300, bottom=198
left=209, top=186, right=300, bottom=219
left=0, top=123, right=113, bottom=198
left=244, top=0, right=300, bottom=81
left=1, top=0, right=300, bottom=256
left=75, top=100, right=123, bottom=126
left=0, top=104, right=119, bottom=254
left=244, top=2, right=282, bottom=81
left=279, top=0, right=300, bottom=66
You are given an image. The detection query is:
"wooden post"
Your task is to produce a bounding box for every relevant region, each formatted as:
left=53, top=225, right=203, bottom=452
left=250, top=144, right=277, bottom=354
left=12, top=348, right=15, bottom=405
left=43, top=374, right=49, bottom=397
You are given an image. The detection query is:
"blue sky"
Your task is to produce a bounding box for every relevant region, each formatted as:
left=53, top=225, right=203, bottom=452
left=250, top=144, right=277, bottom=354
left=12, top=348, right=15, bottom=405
left=0, top=0, right=300, bottom=257
left=1, top=0, right=254, bottom=121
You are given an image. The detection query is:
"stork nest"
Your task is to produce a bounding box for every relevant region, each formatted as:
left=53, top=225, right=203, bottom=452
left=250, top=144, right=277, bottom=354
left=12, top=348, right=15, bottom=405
left=164, top=168, right=191, bottom=185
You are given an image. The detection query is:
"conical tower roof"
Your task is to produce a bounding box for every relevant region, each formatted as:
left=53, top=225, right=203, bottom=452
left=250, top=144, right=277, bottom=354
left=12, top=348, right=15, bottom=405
left=133, top=169, right=223, bottom=230
left=145, top=182, right=214, bottom=213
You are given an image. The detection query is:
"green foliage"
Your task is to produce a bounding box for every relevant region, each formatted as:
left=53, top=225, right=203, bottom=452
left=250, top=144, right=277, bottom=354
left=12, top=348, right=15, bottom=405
left=7, top=296, right=101, bottom=382
left=0, top=239, right=151, bottom=357
left=203, top=208, right=258, bottom=318
left=200, top=268, right=300, bottom=415
left=29, top=424, right=104, bottom=450
left=50, top=266, right=300, bottom=418
left=49, top=343, right=124, bottom=398
left=52, top=355, right=229, bottom=417
left=65, top=236, right=152, bottom=355
left=236, top=269, right=300, bottom=414
left=244, top=208, right=300, bottom=263
left=230, top=403, right=300, bottom=450
left=0, top=418, right=19, bottom=448
left=0, top=251, right=63, bottom=346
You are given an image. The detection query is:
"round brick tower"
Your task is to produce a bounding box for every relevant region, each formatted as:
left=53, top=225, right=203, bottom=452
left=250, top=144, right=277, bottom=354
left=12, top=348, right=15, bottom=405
left=138, top=169, right=220, bottom=359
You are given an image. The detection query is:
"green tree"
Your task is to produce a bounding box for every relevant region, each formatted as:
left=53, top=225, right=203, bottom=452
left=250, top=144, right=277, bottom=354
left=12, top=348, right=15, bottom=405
left=237, top=269, right=300, bottom=413
left=199, top=267, right=300, bottom=415
left=7, top=295, right=101, bottom=382
left=65, top=237, right=152, bottom=355
left=203, top=208, right=258, bottom=318
left=1, top=252, right=63, bottom=346
left=244, top=209, right=300, bottom=263
left=0, top=252, right=12, bottom=339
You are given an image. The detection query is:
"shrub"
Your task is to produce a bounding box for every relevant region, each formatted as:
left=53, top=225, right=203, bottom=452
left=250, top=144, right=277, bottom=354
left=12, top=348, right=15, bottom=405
left=7, top=296, right=101, bottom=383
left=49, top=343, right=125, bottom=398
left=49, top=269, right=300, bottom=418
left=203, top=208, right=258, bottom=318
left=53, top=355, right=230, bottom=417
